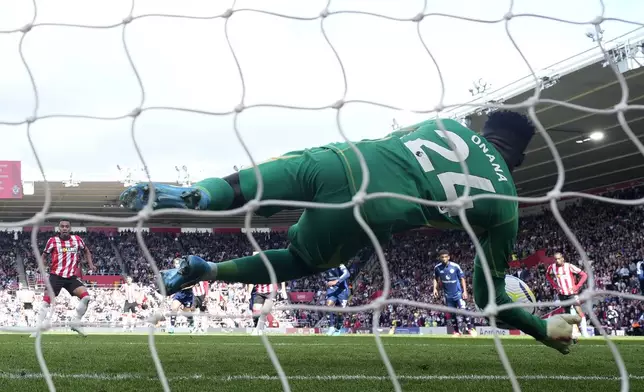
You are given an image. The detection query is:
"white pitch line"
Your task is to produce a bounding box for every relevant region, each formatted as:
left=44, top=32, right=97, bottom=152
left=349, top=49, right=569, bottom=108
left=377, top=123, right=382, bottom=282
left=1, top=372, right=643, bottom=382
left=30, top=341, right=636, bottom=348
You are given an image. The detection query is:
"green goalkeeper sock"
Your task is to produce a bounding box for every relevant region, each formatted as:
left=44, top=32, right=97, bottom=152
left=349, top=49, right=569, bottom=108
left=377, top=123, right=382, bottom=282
left=194, top=177, right=235, bottom=210
left=203, top=249, right=315, bottom=284
left=473, top=264, right=548, bottom=340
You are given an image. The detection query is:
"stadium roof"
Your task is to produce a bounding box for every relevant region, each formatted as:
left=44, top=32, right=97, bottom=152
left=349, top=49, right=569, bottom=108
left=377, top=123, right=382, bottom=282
left=459, top=28, right=644, bottom=199
left=2, top=29, right=644, bottom=228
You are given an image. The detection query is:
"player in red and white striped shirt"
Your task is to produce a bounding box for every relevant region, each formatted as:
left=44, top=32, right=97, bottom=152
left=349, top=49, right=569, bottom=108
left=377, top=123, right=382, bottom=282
left=191, top=281, right=209, bottom=333
left=246, top=252, right=288, bottom=335
left=253, top=282, right=282, bottom=295
left=192, top=281, right=209, bottom=298
left=546, top=252, right=589, bottom=337
left=32, top=220, right=96, bottom=337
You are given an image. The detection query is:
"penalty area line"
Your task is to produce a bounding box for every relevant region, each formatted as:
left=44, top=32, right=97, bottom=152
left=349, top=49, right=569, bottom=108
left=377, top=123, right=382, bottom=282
left=28, top=341, right=643, bottom=348
left=1, top=372, right=643, bottom=382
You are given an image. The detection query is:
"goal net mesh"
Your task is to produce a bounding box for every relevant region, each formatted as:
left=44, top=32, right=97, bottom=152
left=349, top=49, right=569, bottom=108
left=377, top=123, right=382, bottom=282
left=1, top=1, right=643, bottom=392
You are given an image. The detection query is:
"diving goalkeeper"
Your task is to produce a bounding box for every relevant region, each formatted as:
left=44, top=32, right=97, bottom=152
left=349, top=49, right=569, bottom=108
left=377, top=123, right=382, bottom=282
left=120, top=111, right=580, bottom=354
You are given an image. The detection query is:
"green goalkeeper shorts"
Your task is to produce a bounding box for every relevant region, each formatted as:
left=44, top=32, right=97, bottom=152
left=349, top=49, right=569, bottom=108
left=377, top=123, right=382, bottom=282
left=238, top=147, right=392, bottom=271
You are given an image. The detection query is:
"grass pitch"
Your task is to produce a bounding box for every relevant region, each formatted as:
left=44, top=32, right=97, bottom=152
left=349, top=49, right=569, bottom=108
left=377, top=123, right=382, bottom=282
left=0, top=334, right=642, bottom=392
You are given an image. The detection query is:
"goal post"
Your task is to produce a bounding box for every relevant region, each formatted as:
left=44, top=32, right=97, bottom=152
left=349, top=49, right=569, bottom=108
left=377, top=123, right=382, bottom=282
left=0, top=2, right=642, bottom=392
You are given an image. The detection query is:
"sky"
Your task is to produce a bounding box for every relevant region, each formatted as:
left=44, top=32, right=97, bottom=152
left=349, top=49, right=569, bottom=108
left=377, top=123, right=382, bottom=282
left=0, top=0, right=642, bottom=183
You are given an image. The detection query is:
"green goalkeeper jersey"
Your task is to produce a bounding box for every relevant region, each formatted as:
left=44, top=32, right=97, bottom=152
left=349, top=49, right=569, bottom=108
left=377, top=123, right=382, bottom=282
left=323, top=118, right=519, bottom=252
left=321, top=118, right=518, bottom=277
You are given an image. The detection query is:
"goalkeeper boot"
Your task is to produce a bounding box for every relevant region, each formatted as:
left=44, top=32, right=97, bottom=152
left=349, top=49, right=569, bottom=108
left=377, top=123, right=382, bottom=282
left=160, top=255, right=210, bottom=296
left=539, top=314, right=582, bottom=355
left=119, top=183, right=210, bottom=211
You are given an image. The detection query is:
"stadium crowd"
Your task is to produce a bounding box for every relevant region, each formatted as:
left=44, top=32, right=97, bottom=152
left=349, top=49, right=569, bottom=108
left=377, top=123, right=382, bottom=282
left=0, top=186, right=643, bottom=334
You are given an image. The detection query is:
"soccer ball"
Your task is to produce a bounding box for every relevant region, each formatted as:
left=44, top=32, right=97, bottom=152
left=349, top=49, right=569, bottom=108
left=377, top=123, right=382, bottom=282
left=477, top=275, right=537, bottom=329
left=503, top=275, right=536, bottom=315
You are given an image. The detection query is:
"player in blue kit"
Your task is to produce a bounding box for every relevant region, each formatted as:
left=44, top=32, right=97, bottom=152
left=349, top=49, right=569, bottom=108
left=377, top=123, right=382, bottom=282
left=167, top=257, right=195, bottom=334
left=433, top=249, right=473, bottom=336
left=325, top=264, right=350, bottom=336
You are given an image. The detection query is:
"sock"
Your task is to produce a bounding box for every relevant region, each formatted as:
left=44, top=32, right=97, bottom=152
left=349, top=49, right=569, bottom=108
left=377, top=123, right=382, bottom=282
left=37, top=302, right=50, bottom=326
left=335, top=314, right=343, bottom=330
left=194, top=178, right=235, bottom=210
left=203, top=249, right=315, bottom=284
left=188, top=316, right=194, bottom=328
left=170, top=316, right=176, bottom=327
left=452, top=314, right=460, bottom=333
left=473, top=264, right=547, bottom=340
left=329, top=313, right=336, bottom=329
left=580, top=317, right=588, bottom=336
left=74, top=296, right=90, bottom=321
left=256, top=316, right=266, bottom=331
left=253, top=314, right=260, bottom=327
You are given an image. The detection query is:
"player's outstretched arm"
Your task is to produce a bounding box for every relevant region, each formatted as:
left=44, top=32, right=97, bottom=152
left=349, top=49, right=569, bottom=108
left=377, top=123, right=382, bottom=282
left=472, top=222, right=579, bottom=354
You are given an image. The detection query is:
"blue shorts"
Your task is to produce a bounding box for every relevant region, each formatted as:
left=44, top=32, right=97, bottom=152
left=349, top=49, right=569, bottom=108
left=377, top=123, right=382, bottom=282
left=172, top=290, right=194, bottom=308
left=445, top=297, right=465, bottom=310
left=326, top=287, right=349, bottom=306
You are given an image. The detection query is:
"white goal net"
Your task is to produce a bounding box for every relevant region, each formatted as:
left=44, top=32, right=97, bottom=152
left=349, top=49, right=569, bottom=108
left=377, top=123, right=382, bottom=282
left=0, top=1, right=643, bottom=392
